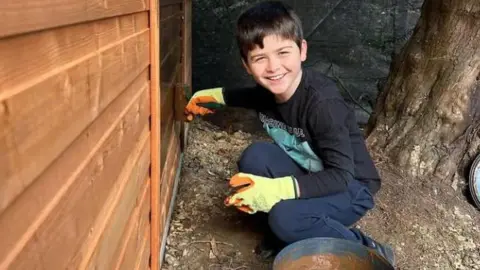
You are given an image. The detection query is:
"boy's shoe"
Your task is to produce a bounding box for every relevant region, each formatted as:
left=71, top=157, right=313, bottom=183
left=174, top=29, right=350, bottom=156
left=254, top=231, right=286, bottom=260
left=254, top=238, right=279, bottom=260
left=368, top=239, right=396, bottom=267
left=352, top=228, right=395, bottom=267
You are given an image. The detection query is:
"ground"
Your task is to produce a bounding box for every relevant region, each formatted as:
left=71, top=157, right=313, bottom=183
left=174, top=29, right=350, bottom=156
left=162, top=108, right=480, bottom=270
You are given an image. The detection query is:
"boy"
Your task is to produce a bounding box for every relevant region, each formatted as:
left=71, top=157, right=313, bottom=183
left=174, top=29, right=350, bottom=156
left=184, top=0, right=395, bottom=266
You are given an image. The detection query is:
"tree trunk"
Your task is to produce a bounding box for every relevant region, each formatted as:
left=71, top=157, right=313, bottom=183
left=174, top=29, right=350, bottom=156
left=366, top=0, right=480, bottom=182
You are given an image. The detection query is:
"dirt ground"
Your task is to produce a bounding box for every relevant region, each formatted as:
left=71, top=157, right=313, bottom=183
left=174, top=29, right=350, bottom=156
left=162, top=108, right=480, bottom=270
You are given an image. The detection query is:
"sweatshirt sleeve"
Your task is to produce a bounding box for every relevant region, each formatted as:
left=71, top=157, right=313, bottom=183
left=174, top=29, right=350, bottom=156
left=294, top=98, right=355, bottom=198
left=222, top=85, right=275, bottom=110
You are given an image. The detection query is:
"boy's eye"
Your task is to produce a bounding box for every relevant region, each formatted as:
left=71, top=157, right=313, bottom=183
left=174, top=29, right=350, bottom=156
left=279, top=51, right=290, bottom=55
left=254, top=57, right=265, bottom=62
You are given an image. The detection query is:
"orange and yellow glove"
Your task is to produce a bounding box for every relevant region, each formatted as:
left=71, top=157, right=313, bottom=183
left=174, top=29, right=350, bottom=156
left=184, top=87, right=225, bottom=121
left=224, top=173, right=298, bottom=214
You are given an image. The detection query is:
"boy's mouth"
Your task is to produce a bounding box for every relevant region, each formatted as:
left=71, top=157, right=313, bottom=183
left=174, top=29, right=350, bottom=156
left=265, top=73, right=286, bottom=81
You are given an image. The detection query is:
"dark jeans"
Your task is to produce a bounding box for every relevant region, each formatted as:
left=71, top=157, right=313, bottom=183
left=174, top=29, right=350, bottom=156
left=237, top=141, right=375, bottom=246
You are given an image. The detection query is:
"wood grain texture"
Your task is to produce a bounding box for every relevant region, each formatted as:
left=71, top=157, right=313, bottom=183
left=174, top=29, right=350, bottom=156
left=161, top=43, right=182, bottom=88
left=183, top=0, right=192, bottom=88
left=0, top=0, right=149, bottom=38
left=76, top=126, right=150, bottom=270
left=160, top=4, right=182, bottom=79
left=149, top=0, right=161, bottom=268
left=180, top=0, right=192, bottom=150
left=1, top=0, right=187, bottom=268
left=160, top=63, right=181, bottom=172
left=114, top=180, right=151, bottom=270
left=0, top=12, right=148, bottom=101
left=0, top=71, right=150, bottom=270
left=134, top=228, right=151, bottom=270
left=160, top=111, right=174, bottom=173
left=174, top=82, right=188, bottom=122
left=7, top=87, right=150, bottom=270
left=0, top=15, right=150, bottom=214
left=173, top=64, right=184, bottom=138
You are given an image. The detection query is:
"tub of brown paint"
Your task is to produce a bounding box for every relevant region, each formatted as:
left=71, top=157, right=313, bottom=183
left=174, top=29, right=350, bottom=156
left=273, top=238, right=395, bottom=270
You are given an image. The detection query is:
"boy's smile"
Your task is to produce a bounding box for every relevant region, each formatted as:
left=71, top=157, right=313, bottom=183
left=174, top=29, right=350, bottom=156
left=243, top=35, right=307, bottom=102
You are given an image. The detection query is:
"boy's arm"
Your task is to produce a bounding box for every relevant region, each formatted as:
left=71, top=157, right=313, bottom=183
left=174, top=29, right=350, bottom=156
left=222, top=85, right=274, bottom=110
left=294, top=98, right=356, bottom=198
left=184, top=85, right=273, bottom=120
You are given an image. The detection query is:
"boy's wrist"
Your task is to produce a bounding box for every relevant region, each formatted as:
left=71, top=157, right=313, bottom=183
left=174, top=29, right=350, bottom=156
left=193, top=87, right=225, bottom=104
left=292, top=176, right=300, bottom=198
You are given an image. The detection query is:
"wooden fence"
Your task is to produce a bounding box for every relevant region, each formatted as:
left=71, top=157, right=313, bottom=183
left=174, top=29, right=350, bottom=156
left=0, top=0, right=191, bottom=269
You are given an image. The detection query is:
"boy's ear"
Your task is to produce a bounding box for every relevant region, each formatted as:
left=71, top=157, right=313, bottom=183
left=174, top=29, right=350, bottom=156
left=242, top=58, right=252, bottom=75
left=300, top=39, right=308, bottom=62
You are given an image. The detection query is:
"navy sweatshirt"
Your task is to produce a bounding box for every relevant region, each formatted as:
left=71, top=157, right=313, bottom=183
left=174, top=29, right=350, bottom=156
left=222, top=67, right=381, bottom=198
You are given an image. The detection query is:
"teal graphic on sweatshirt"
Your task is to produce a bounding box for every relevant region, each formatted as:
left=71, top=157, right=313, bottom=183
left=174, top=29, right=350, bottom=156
left=263, top=124, right=324, bottom=172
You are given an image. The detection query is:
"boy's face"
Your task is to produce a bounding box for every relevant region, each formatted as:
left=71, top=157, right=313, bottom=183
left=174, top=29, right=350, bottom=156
left=242, top=35, right=307, bottom=100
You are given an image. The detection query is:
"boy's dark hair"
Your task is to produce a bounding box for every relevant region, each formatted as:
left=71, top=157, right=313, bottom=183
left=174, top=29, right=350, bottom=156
left=236, top=1, right=304, bottom=61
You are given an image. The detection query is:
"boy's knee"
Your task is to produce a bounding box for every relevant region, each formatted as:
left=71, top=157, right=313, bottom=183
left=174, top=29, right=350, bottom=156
left=237, top=142, right=274, bottom=175
left=269, top=200, right=354, bottom=244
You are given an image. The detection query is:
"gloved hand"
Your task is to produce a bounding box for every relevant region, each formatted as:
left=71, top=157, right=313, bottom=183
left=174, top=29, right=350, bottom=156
left=224, top=173, right=298, bottom=214
left=184, top=87, right=225, bottom=121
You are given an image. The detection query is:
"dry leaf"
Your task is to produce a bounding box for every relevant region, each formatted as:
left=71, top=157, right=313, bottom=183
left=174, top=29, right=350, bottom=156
left=209, top=249, right=216, bottom=259
left=210, top=237, right=219, bottom=257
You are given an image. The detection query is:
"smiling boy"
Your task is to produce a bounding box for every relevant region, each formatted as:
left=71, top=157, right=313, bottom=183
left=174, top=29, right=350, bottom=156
left=185, top=0, right=395, bottom=266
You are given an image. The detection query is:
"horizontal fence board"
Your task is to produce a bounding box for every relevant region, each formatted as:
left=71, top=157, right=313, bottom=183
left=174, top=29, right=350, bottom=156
left=134, top=226, right=151, bottom=270
left=0, top=0, right=188, bottom=268
left=158, top=3, right=181, bottom=173
left=0, top=71, right=150, bottom=270
left=159, top=5, right=182, bottom=69
left=160, top=112, right=174, bottom=173
left=0, top=0, right=149, bottom=38
left=160, top=43, right=181, bottom=82
left=117, top=183, right=151, bottom=270
left=0, top=12, right=148, bottom=100
left=7, top=87, right=150, bottom=270
left=0, top=21, right=150, bottom=213
left=74, top=126, right=150, bottom=269
left=160, top=63, right=181, bottom=172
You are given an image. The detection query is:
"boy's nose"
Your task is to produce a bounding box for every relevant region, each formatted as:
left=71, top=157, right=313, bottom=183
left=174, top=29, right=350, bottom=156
left=266, top=58, right=281, bottom=72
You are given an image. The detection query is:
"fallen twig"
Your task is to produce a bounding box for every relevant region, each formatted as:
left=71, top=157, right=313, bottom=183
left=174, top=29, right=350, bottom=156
left=192, top=246, right=205, bottom=252
left=208, top=265, right=248, bottom=270
left=189, top=240, right=234, bottom=247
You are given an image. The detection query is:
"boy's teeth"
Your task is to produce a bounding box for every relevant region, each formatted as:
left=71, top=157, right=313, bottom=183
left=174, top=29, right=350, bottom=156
left=268, top=74, right=284, bottom=80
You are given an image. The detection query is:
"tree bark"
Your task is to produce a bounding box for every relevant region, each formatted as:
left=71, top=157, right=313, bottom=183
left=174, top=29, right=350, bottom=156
left=366, top=0, right=480, bottom=182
